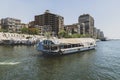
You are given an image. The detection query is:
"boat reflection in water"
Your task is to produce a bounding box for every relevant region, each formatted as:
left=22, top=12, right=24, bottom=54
left=37, top=38, right=96, bottom=55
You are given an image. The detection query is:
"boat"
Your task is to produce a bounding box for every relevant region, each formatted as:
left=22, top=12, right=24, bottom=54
left=36, top=38, right=96, bottom=55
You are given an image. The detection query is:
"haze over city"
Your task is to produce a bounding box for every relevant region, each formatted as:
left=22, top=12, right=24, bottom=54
left=0, top=0, right=120, bottom=39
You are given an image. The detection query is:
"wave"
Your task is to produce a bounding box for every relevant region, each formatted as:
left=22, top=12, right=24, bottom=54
left=0, top=62, right=21, bottom=65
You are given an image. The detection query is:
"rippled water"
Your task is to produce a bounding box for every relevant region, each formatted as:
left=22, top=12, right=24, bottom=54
left=0, top=40, right=120, bottom=80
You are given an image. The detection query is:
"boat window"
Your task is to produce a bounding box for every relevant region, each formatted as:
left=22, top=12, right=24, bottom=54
left=64, top=45, right=67, bottom=49
left=51, top=46, right=57, bottom=50
left=79, top=44, right=84, bottom=47
left=43, top=45, right=50, bottom=50
left=90, top=43, right=93, bottom=45
left=67, top=45, right=71, bottom=48
left=43, top=40, right=54, bottom=45
left=49, top=41, right=54, bottom=44
left=43, top=40, right=47, bottom=44
left=60, top=45, right=64, bottom=49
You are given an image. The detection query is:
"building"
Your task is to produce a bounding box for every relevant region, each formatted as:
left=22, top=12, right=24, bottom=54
left=21, top=23, right=28, bottom=28
left=79, top=23, right=85, bottom=35
left=100, top=31, right=104, bottom=39
left=1, top=17, right=22, bottom=32
left=96, top=29, right=101, bottom=39
left=65, top=23, right=85, bottom=36
left=65, top=23, right=79, bottom=35
left=78, top=14, right=94, bottom=37
left=34, top=10, right=64, bottom=36
left=93, top=27, right=97, bottom=39
left=34, top=25, right=52, bottom=36
left=0, top=20, right=1, bottom=29
left=29, top=21, right=35, bottom=28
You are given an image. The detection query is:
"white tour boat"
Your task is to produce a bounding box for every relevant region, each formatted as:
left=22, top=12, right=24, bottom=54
left=36, top=38, right=96, bottom=55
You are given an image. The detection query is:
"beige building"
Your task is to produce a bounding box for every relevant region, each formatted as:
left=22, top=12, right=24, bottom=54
left=65, top=23, right=78, bottom=35
left=34, top=25, right=52, bottom=36
left=65, top=23, right=85, bottom=35
left=21, top=23, right=28, bottom=28
left=1, top=17, right=21, bottom=32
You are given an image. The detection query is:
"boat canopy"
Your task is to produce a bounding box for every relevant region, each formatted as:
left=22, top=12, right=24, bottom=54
left=44, top=38, right=96, bottom=44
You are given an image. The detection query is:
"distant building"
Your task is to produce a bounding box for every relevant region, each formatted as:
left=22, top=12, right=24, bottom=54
left=93, top=27, right=97, bottom=39
left=29, top=21, right=35, bottom=28
left=1, top=17, right=22, bottom=32
left=100, top=31, right=104, bottom=39
left=79, top=23, right=85, bottom=35
left=65, top=23, right=86, bottom=35
left=21, top=23, right=28, bottom=28
left=78, top=14, right=94, bottom=37
left=97, top=29, right=101, bottom=39
left=65, top=23, right=78, bottom=35
left=34, top=10, right=64, bottom=36
left=0, top=20, right=1, bottom=29
left=39, top=25, right=52, bottom=36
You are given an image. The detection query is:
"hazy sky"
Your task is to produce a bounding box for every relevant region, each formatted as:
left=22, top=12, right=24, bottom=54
left=0, top=0, right=120, bottom=39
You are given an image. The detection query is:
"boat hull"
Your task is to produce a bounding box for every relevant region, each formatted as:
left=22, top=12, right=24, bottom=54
left=39, top=46, right=95, bottom=55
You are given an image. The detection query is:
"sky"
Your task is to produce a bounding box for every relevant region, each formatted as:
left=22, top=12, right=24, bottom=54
left=0, top=0, right=120, bottom=39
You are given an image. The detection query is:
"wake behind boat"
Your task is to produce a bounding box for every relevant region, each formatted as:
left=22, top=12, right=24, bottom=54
left=36, top=38, right=96, bottom=55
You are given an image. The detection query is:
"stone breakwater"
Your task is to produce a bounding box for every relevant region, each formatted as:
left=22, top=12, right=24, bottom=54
left=0, top=32, right=43, bottom=45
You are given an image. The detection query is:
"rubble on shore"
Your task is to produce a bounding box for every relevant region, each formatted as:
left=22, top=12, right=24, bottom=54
left=0, top=32, right=43, bottom=45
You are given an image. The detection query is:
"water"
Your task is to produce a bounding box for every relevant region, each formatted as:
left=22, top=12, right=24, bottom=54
left=0, top=40, right=120, bottom=80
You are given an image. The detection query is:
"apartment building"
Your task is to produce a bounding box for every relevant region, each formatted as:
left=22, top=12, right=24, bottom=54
left=34, top=10, right=64, bottom=36
left=1, top=17, right=21, bottom=32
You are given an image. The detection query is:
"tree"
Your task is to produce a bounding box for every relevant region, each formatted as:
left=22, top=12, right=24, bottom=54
left=71, top=34, right=81, bottom=38
left=21, top=27, right=28, bottom=34
left=0, top=28, right=8, bottom=32
left=58, top=29, right=67, bottom=38
left=28, top=28, right=39, bottom=35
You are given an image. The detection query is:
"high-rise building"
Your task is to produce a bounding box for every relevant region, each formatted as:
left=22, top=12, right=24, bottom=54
left=78, top=14, right=94, bottom=37
left=34, top=10, right=64, bottom=36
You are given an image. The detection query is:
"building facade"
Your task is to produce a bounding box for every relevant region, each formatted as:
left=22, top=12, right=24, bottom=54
left=93, top=27, right=97, bottom=39
left=78, top=14, right=94, bottom=37
left=34, top=10, right=64, bottom=36
left=21, top=23, right=28, bottom=28
left=0, top=20, right=1, bottom=29
left=1, top=17, right=22, bottom=32
left=65, top=23, right=85, bottom=36
left=65, top=23, right=78, bottom=35
left=100, top=31, right=104, bottom=39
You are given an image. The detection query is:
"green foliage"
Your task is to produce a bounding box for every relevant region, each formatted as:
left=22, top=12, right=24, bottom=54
left=58, top=30, right=67, bottom=38
left=71, top=34, right=81, bottom=38
left=21, top=27, right=28, bottom=34
left=0, top=29, right=2, bottom=32
left=0, top=29, right=8, bottom=32
left=28, top=28, right=39, bottom=35
left=21, top=27, right=39, bottom=35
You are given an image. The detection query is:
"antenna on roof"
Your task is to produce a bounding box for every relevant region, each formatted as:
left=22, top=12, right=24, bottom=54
left=45, top=10, right=50, bottom=13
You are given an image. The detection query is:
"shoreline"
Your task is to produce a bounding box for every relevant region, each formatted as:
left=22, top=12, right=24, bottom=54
left=0, top=32, right=43, bottom=45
